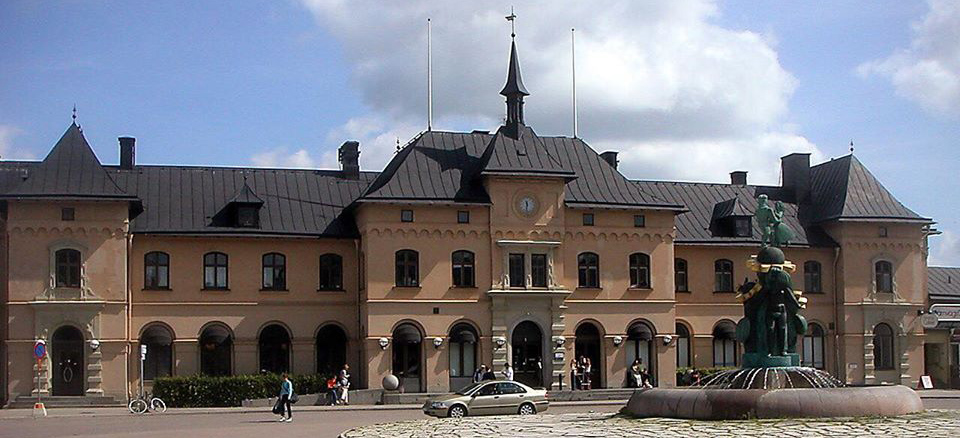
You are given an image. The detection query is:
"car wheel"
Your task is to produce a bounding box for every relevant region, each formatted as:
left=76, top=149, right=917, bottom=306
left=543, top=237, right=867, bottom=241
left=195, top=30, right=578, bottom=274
left=448, top=405, right=467, bottom=418
left=518, top=402, right=536, bottom=416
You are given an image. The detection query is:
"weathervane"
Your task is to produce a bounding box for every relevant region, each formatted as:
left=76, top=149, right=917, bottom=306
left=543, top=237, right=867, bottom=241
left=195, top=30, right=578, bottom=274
left=72, top=105, right=77, bottom=123
left=506, top=7, right=517, bottom=38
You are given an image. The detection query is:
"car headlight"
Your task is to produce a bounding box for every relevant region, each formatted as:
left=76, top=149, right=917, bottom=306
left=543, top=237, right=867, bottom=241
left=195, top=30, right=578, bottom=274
left=430, top=402, right=447, bottom=409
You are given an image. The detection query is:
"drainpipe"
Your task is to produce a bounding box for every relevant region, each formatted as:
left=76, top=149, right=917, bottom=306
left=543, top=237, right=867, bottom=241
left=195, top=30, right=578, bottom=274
left=832, top=246, right=842, bottom=381
left=126, top=232, right=133, bottom=402
left=354, top=237, right=363, bottom=388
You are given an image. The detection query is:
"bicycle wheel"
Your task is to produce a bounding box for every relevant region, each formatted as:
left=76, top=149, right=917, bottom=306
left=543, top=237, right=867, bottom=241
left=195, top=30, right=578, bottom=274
left=129, top=398, right=148, bottom=415
left=150, top=397, right=167, bottom=413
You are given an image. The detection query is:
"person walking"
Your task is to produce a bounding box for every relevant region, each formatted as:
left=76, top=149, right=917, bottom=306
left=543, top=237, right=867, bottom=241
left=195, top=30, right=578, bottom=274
left=501, top=363, right=514, bottom=381
left=278, top=373, right=293, bottom=422
left=570, top=359, right=580, bottom=390
left=338, top=364, right=351, bottom=405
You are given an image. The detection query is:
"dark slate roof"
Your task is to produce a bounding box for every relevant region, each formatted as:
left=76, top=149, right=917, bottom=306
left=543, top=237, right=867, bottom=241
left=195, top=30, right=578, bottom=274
left=929, top=267, right=960, bottom=301
left=631, top=180, right=833, bottom=246
left=227, top=180, right=264, bottom=205
left=712, top=197, right=752, bottom=219
left=808, top=155, right=929, bottom=223
left=480, top=126, right=576, bottom=179
left=3, top=124, right=134, bottom=200
left=108, top=166, right=376, bottom=236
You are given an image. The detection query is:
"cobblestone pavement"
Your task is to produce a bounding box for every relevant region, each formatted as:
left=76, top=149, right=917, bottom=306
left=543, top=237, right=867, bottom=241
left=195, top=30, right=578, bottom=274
left=339, top=410, right=960, bottom=438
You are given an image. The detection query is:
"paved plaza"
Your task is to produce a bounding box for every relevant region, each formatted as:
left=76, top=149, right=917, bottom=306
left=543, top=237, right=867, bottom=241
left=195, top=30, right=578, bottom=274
left=340, top=411, right=960, bottom=438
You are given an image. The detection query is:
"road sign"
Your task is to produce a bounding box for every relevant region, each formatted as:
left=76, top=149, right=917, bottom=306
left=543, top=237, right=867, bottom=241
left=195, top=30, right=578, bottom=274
left=140, top=344, right=147, bottom=360
left=33, top=340, right=46, bottom=361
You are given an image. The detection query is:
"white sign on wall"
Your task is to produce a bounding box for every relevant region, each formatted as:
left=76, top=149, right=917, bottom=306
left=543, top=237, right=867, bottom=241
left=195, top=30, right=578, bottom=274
left=929, top=305, right=960, bottom=329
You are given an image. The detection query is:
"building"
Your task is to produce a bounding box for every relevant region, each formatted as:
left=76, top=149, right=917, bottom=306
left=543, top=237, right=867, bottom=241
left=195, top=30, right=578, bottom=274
left=926, top=267, right=960, bottom=388
left=0, top=37, right=941, bottom=405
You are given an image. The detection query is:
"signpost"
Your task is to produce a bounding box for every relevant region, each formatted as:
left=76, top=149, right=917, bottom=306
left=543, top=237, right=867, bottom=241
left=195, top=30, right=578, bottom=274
left=33, top=340, right=47, bottom=417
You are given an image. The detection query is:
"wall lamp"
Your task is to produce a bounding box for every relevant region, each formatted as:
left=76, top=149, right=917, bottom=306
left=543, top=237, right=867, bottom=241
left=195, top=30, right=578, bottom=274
left=378, top=337, right=390, bottom=350
left=662, top=335, right=673, bottom=346
left=494, top=336, right=507, bottom=349
left=553, top=336, right=566, bottom=348
left=612, top=336, right=623, bottom=347
left=433, top=337, right=444, bottom=349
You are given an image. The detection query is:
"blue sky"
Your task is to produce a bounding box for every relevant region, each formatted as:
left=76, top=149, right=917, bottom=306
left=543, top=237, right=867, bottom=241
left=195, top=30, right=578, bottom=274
left=1, top=1, right=957, bottom=264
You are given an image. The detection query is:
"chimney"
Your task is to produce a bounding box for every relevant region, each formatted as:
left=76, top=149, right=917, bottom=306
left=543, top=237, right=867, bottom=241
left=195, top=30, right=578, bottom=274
left=781, top=153, right=811, bottom=203
left=730, top=171, right=748, bottom=185
left=599, top=151, right=618, bottom=169
left=338, top=141, right=360, bottom=179
left=119, top=137, right=136, bottom=170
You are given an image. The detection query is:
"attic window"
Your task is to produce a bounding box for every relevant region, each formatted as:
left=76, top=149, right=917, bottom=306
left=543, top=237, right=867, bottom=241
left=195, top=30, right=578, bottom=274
left=61, top=207, right=75, bottom=221
left=237, top=206, right=259, bottom=228
left=879, top=226, right=888, bottom=238
left=583, top=213, right=595, bottom=226
left=401, top=209, right=414, bottom=223
left=734, top=217, right=751, bottom=237
left=634, top=214, right=646, bottom=228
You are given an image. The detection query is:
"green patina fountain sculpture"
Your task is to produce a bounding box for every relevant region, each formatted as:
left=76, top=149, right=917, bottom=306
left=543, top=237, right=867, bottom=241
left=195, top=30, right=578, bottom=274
left=735, top=194, right=807, bottom=368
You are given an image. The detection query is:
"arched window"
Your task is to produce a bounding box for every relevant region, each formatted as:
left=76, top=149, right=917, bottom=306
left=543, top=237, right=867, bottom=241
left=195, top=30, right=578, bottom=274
left=203, top=252, right=228, bottom=289
left=675, top=258, right=688, bottom=292
left=802, top=323, right=825, bottom=369
left=875, top=261, right=894, bottom=293
left=578, top=252, right=600, bottom=288
left=319, top=254, right=343, bottom=290
left=676, top=323, right=691, bottom=369
left=395, top=250, right=419, bottom=287
left=713, top=321, right=738, bottom=367
left=393, top=323, right=423, bottom=392
left=626, top=321, right=656, bottom=386
left=140, top=324, right=173, bottom=380
left=262, top=253, right=286, bottom=290
left=55, top=248, right=81, bottom=288
left=714, top=259, right=734, bottom=292
left=629, top=253, right=651, bottom=289
left=576, top=323, right=603, bottom=388
left=873, top=323, right=895, bottom=370
left=259, top=324, right=291, bottom=374
left=316, top=324, right=347, bottom=375
left=199, top=324, right=233, bottom=376
left=144, top=252, right=170, bottom=289
left=804, top=261, right=822, bottom=293
left=452, top=251, right=475, bottom=287
left=449, top=323, right=478, bottom=391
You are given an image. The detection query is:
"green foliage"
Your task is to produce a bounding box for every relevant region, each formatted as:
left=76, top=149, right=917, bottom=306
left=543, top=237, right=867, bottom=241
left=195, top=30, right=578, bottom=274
left=152, top=373, right=332, bottom=408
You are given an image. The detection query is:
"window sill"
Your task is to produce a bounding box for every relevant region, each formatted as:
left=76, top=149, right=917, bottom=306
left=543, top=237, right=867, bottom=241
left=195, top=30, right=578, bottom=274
left=713, top=290, right=735, bottom=294
left=627, top=287, right=652, bottom=291
left=142, top=287, right=172, bottom=291
left=317, top=288, right=346, bottom=292
left=393, top=286, right=422, bottom=290
left=202, top=288, right=231, bottom=292
left=675, top=290, right=691, bottom=293
left=452, top=285, right=478, bottom=289
left=576, top=287, right=602, bottom=291
left=260, top=288, right=289, bottom=292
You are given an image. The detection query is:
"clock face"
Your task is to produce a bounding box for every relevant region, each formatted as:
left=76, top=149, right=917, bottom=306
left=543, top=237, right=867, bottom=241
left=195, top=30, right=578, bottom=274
left=518, top=196, right=537, bottom=216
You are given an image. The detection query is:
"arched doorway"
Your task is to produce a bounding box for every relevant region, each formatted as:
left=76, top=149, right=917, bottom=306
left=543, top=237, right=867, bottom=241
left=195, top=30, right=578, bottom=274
left=392, top=323, right=422, bottom=392
left=575, top=322, right=602, bottom=389
left=626, top=321, right=656, bottom=386
left=448, top=323, right=478, bottom=391
left=52, top=326, right=84, bottom=396
left=200, top=323, right=233, bottom=376
left=512, top=321, right=543, bottom=388
left=259, top=324, right=291, bottom=374
left=316, top=324, right=347, bottom=375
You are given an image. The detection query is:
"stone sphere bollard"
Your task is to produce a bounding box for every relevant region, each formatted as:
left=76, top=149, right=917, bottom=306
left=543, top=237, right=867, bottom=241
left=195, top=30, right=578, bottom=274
left=382, top=374, right=400, bottom=391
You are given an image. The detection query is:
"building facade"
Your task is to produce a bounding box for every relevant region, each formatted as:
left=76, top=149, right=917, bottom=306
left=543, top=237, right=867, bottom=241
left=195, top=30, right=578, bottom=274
left=0, top=39, right=942, bottom=404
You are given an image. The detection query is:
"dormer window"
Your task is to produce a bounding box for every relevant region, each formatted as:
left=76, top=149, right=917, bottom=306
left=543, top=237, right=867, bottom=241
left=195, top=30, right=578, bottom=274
left=734, top=217, right=751, bottom=237
left=237, top=206, right=259, bottom=228
left=212, top=178, right=264, bottom=229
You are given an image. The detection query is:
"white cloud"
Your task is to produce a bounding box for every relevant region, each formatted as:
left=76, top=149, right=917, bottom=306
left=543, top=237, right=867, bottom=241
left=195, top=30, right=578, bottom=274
left=250, top=147, right=318, bottom=169
left=299, top=0, right=819, bottom=182
left=931, top=230, right=960, bottom=267
left=858, top=0, right=960, bottom=117
left=0, top=124, right=36, bottom=160
left=323, top=115, right=425, bottom=171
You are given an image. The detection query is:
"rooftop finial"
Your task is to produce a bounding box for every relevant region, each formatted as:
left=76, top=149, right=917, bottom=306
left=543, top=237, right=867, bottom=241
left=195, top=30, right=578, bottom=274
left=72, top=105, right=77, bottom=124
left=506, top=7, right=517, bottom=39
left=850, top=140, right=854, bottom=153
left=500, top=7, right=528, bottom=136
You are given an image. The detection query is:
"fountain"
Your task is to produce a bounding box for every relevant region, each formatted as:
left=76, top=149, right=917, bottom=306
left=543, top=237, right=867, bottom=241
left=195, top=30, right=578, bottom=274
left=622, top=195, right=924, bottom=420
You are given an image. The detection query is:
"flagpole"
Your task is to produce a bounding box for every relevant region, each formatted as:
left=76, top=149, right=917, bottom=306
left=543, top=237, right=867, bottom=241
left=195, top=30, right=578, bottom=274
left=427, top=18, right=433, bottom=131
left=572, top=28, right=578, bottom=138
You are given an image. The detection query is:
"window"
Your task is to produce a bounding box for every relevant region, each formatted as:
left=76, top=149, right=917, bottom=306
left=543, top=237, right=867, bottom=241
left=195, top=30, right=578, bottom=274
left=879, top=226, right=888, bottom=238
left=676, top=323, right=691, bottom=369
left=262, top=253, right=286, bottom=290
left=675, top=258, right=689, bottom=292
left=144, top=252, right=170, bottom=289
left=55, top=249, right=81, bottom=288
left=804, top=261, right=822, bottom=293
left=61, top=207, right=75, bottom=221
left=508, top=253, right=525, bottom=288
left=457, top=211, right=470, bottom=224
left=802, top=323, right=825, bottom=369
left=395, top=250, right=419, bottom=287
left=449, top=323, right=478, bottom=379
left=497, top=382, right=526, bottom=394
left=873, top=323, right=895, bottom=370
left=319, top=254, right=343, bottom=290
left=203, top=252, right=228, bottom=289
left=582, top=213, right=595, bottom=226
left=259, top=324, right=291, bottom=374
left=199, top=324, right=233, bottom=376
left=477, top=383, right=499, bottom=396
left=237, top=206, right=259, bottom=228
left=531, top=254, right=547, bottom=288
left=875, top=261, right=893, bottom=293
left=634, top=214, right=646, bottom=228
left=140, top=324, right=173, bottom=380
left=734, top=218, right=751, bottom=237
left=316, top=324, right=347, bottom=375
left=713, top=322, right=738, bottom=367
left=578, top=252, right=600, bottom=288
left=401, top=209, right=414, bottom=222
left=452, top=250, right=475, bottom=287
left=714, top=259, right=734, bottom=292
left=629, top=253, right=651, bottom=288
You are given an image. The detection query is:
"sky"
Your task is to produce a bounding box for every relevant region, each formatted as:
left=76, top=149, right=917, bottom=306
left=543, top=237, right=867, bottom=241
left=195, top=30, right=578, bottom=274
left=1, top=1, right=958, bottom=265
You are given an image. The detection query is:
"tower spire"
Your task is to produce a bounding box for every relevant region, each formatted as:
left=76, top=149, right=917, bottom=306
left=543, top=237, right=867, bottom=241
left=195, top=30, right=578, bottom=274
left=501, top=8, right=528, bottom=137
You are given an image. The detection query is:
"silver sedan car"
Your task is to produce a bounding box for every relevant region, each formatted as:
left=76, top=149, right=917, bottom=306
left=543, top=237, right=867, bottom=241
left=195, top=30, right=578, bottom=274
left=422, top=380, right=549, bottom=418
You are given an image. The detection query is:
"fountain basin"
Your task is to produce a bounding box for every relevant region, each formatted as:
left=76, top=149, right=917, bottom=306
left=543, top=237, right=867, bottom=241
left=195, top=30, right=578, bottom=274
left=621, top=385, right=923, bottom=420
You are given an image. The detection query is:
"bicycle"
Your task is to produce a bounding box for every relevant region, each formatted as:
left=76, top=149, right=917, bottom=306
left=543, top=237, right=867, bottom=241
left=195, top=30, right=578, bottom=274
left=129, top=392, right=166, bottom=414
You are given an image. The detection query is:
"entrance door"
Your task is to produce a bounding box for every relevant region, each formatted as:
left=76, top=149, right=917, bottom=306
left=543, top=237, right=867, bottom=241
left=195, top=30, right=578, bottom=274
left=575, top=323, right=602, bottom=388
left=392, top=324, right=422, bottom=392
left=512, top=321, right=543, bottom=388
left=52, top=326, right=84, bottom=396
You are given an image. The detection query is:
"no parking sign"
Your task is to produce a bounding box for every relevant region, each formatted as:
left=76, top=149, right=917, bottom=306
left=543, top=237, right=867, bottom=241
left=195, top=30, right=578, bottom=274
left=33, top=340, right=46, bottom=361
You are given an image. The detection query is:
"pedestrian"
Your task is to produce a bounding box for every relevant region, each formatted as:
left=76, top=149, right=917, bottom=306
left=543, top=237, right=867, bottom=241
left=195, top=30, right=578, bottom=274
left=326, top=375, right=338, bottom=405
left=626, top=360, right=642, bottom=388
left=474, top=364, right=487, bottom=383
left=483, top=365, right=496, bottom=381
left=570, top=359, right=579, bottom=390
left=278, top=372, right=293, bottom=422
left=501, top=363, right=514, bottom=381
left=338, top=364, right=351, bottom=405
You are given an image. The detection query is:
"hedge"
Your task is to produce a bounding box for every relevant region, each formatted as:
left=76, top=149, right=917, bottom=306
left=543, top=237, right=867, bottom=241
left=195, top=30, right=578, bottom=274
left=152, top=373, right=333, bottom=407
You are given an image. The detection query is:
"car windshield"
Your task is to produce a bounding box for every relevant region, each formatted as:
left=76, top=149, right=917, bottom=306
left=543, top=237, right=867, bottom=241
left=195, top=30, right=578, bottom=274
left=455, top=382, right=485, bottom=395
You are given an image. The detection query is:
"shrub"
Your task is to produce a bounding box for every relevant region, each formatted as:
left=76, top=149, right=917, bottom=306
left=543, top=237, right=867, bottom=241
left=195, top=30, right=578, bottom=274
left=152, top=373, right=333, bottom=408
